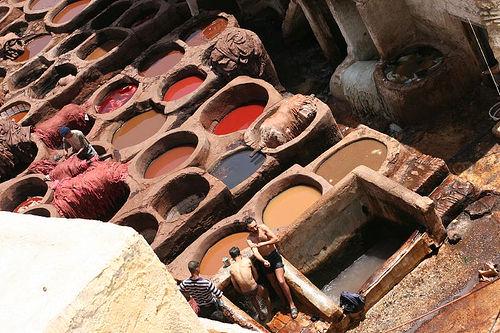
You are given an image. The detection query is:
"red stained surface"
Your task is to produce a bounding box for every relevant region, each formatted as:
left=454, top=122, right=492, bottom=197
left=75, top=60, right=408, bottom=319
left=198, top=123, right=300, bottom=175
left=162, top=76, right=204, bottom=102
left=97, top=84, right=138, bottom=114
left=14, top=196, right=43, bottom=213
left=213, top=103, right=266, bottom=135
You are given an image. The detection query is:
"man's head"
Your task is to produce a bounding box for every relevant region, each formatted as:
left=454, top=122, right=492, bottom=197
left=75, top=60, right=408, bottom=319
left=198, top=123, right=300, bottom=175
left=244, top=216, right=258, bottom=232
left=188, top=260, right=200, bottom=275
left=59, top=126, right=71, bottom=139
left=229, top=246, right=241, bottom=259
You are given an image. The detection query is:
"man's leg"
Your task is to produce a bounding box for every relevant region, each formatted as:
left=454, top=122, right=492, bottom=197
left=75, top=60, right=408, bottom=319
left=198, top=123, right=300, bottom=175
left=256, top=284, right=272, bottom=319
left=249, top=291, right=265, bottom=321
left=274, top=267, right=296, bottom=310
left=266, top=272, right=286, bottom=306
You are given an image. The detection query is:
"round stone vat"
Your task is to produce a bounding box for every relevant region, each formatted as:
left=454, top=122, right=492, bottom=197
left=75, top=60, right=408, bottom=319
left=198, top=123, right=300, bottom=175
left=138, top=43, right=185, bottom=78
left=120, top=212, right=159, bottom=245
left=0, top=175, right=49, bottom=213
left=9, top=59, right=50, bottom=90
left=314, top=138, right=388, bottom=185
left=76, top=28, right=129, bottom=62
left=383, top=46, right=443, bottom=84
left=112, top=109, right=167, bottom=150
left=209, top=148, right=266, bottom=190
left=152, top=173, right=210, bottom=222
left=95, top=80, right=139, bottom=115
left=22, top=204, right=59, bottom=217
left=116, top=0, right=160, bottom=29
left=28, top=0, right=60, bottom=11
left=199, top=232, right=249, bottom=276
left=31, top=63, right=77, bottom=98
left=3, top=20, right=28, bottom=35
left=51, top=0, right=91, bottom=24
left=83, top=39, right=122, bottom=61
left=0, top=100, right=31, bottom=123
left=199, top=81, right=270, bottom=135
left=52, top=31, right=91, bottom=57
left=0, top=5, right=11, bottom=20
left=161, top=67, right=206, bottom=102
left=181, top=17, right=228, bottom=47
left=14, top=34, right=52, bottom=63
left=89, top=0, right=130, bottom=30
left=132, top=130, right=207, bottom=180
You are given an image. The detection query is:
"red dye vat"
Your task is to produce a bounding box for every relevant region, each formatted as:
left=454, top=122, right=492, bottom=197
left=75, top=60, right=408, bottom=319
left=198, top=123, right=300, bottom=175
left=213, top=103, right=266, bottom=135
left=14, top=196, right=43, bottom=213
left=97, top=84, right=138, bottom=114
left=162, top=76, right=204, bottom=102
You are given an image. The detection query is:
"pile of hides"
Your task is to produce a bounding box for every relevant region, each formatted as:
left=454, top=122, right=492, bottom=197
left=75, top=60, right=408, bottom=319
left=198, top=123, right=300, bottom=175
left=52, top=160, right=128, bottom=221
left=250, top=94, right=316, bottom=150
left=34, top=104, right=91, bottom=149
left=28, top=155, right=93, bottom=181
left=0, top=119, right=37, bottom=182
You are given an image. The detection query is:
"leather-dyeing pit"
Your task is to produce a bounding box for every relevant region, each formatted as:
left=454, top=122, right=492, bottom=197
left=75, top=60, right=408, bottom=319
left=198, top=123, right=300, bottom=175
left=0, top=174, right=50, bottom=213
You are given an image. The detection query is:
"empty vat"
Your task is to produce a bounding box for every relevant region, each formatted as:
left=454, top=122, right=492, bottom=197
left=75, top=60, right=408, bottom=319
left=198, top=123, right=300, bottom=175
left=52, top=0, right=91, bottom=24
left=140, top=50, right=184, bottom=77
left=96, top=84, right=138, bottom=114
left=164, top=193, right=205, bottom=222
left=15, top=35, right=52, bottom=62
left=199, top=232, right=249, bottom=276
left=112, top=110, right=166, bottom=150
left=183, top=18, right=228, bottom=47
left=213, top=103, right=266, bottom=135
left=316, top=139, right=387, bottom=185
left=144, top=146, right=196, bottom=179
left=263, top=185, right=321, bottom=229
left=85, top=39, right=121, bottom=61
left=210, top=150, right=265, bottom=189
left=121, top=212, right=158, bottom=245
left=384, top=46, right=443, bottom=84
left=162, top=75, right=204, bottom=102
left=30, top=0, right=59, bottom=11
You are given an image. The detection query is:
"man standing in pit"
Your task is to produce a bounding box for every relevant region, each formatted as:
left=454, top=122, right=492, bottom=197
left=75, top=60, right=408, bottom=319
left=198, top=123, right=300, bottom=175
left=229, top=246, right=272, bottom=321
left=59, top=126, right=97, bottom=161
left=179, top=261, right=224, bottom=320
left=245, top=217, right=298, bottom=318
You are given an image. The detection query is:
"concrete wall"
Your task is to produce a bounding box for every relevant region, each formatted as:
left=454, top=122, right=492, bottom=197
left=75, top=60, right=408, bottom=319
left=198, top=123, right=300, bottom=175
left=0, top=212, right=207, bottom=333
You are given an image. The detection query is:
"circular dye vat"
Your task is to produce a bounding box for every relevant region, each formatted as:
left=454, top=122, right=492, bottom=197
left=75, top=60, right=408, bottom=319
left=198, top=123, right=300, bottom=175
left=13, top=196, right=43, bottom=213
left=184, top=18, right=228, bottom=47
left=52, top=0, right=92, bottom=24
left=112, top=110, right=166, bottom=150
left=144, top=145, right=196, bottom=179
left=210, top=150, right=265, bottom=189
left=30, top=0, right=60, bottom=11
left=165, top=193, right=205, bottom=223
left=199, top=232, right=249, bottom=276
left=263, top=185, right=321, bottom=229
left=9, top=111, right=28, bottom=123
left=140, top=50, right=184, bottom=77
left=316, top=139, right=388, bottom=185
left=163, top=76, right=204, bottom=102
left=213, top=103, right=266, bottom=135
left=85, top=39, right=121, bottom=61
left=15, top=34, right=52, bottom=62
left=97, top=84, right=138, bottom=114
left=384, top=47, right=443, bottom=84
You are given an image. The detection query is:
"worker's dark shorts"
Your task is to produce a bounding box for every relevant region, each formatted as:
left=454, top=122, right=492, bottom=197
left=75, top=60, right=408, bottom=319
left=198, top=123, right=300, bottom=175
left=263, top=249, right=285, bottom=273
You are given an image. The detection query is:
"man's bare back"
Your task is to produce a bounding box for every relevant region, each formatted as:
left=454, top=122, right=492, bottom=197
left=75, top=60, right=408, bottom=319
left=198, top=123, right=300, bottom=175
left=230, top=257, right=258, bottom=293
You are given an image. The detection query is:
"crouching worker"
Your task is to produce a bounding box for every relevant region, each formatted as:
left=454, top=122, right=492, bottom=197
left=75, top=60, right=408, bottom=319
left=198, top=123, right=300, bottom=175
left=59, top=126, right=97, bottom=161
left=179, top=261, right=225, bottom=320
left=229, top=246, right=272, bottom=322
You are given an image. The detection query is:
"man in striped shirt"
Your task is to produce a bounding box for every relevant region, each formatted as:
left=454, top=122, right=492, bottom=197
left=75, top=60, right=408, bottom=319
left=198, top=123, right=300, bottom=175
left=179, top=261, right=224, bottom=319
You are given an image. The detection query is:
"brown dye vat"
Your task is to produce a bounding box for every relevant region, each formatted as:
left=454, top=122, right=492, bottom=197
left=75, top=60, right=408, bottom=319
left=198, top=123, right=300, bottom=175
left=263, top=186, right=321, bottom=229
left=165, top=193, right=205, bottom=222
left=144, top=146, right=196, bottom=179
left=85, top=40, right=121, bottom=61
left=53, top=0, right=92, bottom=24
left=30, top=0, right=59, bottom=10
left=162, top=76, right=204, bottom=102
left=112, top=110, right=166, bottom=150
left=15, top=35, right=53, bottom=63
left=316, top=139, right=387, bottom=185
left=184, top=18, right=228, bottom=47
left=139, top=50, right=184, bottom=77
left=13, top=196, right=43, bottom=213
left=199, top=232, right=249, bottom=276
left=9, top=111, right=28, bottom=123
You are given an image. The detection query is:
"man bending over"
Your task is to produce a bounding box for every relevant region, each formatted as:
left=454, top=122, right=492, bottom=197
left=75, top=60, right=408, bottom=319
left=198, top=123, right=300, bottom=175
left=59, top=126, right=97, bottom=161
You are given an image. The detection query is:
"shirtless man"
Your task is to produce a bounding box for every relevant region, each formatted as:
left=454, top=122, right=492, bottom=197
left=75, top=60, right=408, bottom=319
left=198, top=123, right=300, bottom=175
left=229, top=246, right=271, bottom=321
left=245, top=217, right=298, bottom=318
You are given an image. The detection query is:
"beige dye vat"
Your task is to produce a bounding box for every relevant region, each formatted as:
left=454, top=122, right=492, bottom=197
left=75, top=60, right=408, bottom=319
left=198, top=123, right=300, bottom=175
left=85, top=40, right=121, bottom=61
left=316, top=139, right=387, bottom=185
left=199, top=232, right=249, bottom=276
left=144, top=146, right=196, bottom=179
left=139, top=50, right=184, bottom=77
left=52, top=0, right=92, bottom=24
left=112, top=110, right=166, bottom=150
left=263, top=185, right=321, bottom=229
left=30, top=0, right=59, bottom=10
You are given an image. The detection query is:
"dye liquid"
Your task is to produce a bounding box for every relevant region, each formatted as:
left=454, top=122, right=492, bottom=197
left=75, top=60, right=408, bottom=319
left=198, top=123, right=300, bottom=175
left=13, top=196, right=43, bottom=213
left=213, top=103, right=266, bottom=135
left=199, top=232, right=249, bottom=276
left=15, top=35, right=52, bottom=62
left=52, top=0, right=92, bottom=24
left=210, top=150, right=265, bottom=189
left=163, top=76, right=204, bottom=102
left=9, top=111, right=28, bottom=123
left=165, top=193, right=205, bottom=223
left=112, top=110, right=166, bottom=150
left=97, top=84, right=138, bottom=114
left=316, top=139, right=387, bottom=185
left=30, top=0, right=60, bottom=11
left=144, top=146, right=195, bottom=179
left=85, top=39, right=120, bottom=61
left=184, top=18, right=228, bottom=47
left=263, top=185, right=322, bottom=229
left=140, top=50, right=184, bottom=77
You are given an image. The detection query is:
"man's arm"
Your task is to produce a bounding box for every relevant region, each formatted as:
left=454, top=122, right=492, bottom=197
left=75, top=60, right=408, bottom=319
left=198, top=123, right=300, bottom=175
left=248, top=241, right=270, bottom=267
left=230, top=275, right=242, bottom=294
left=256, top=224, right=279, bottom=247
left=207, top=281, right=223, bottom=299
